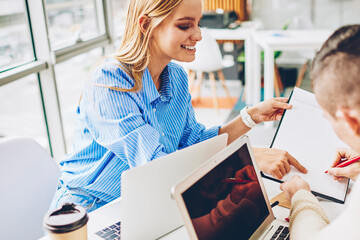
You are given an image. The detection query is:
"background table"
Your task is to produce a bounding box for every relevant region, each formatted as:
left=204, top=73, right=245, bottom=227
left=251, top=29, right=332, bottom=104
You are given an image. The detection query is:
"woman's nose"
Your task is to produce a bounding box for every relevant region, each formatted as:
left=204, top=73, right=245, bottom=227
left=191, top=27, right=202, bottom=42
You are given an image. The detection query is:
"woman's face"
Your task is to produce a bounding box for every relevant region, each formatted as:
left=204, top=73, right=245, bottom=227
left=150, top=0, right=203, bottom=63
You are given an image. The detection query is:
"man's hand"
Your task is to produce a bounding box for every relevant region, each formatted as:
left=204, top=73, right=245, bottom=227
left=253, top=147, right=307, bottom=180
left=328, top=148, right=360, bottom=181
left=280, top=176, right=311, bottom=201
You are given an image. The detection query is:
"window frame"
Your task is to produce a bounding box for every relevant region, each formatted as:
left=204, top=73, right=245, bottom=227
left=0, top=0, right=117, bottom=161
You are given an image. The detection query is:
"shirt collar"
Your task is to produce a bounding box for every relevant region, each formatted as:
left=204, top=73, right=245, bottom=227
left=158, top=65, right=172, bottom=102
left=142, top=65, right=172, bottom=104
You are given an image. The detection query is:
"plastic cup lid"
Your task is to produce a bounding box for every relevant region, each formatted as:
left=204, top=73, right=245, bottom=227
left=43, top=203, right=89, bottom=233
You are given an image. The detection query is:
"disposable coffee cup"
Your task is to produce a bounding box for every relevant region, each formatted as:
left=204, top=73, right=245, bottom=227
left=43, top=203, right=89, bottom=240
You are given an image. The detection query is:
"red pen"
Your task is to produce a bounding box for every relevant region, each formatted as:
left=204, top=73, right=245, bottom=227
left=325, top=155, right=360, bottom=173
left=221, top=178, right=252, bottom=184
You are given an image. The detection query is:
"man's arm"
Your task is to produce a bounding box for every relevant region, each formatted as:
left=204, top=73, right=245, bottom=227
left=280, top=176, right=330, bottom=240
left=289, top=189, right=330, bottom=240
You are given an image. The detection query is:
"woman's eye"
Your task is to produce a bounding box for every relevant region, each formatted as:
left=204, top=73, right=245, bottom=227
left=178, top=25, right=190, bottom=30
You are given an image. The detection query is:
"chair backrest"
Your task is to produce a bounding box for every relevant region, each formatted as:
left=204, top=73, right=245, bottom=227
left=0, top=137, right=60, bottom=240
left=182, top=28, right=224, bottom=72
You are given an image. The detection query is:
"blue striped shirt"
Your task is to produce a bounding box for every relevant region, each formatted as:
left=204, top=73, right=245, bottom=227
left=59, top=59, right=220, bottom=203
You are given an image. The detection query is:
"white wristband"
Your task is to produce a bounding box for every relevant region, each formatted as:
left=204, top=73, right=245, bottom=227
left=240, top=106, right=257, bottom=128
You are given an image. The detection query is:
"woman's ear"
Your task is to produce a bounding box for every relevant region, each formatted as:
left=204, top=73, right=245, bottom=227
left=138, top=15, right=150, bottom=34
left=337, top=108, right=360, bottom=135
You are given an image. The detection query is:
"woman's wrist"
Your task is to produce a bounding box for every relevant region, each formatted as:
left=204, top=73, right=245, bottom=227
left=240, top=106, right=259, bottom=128
left=246, top=106, right=261, bottom=124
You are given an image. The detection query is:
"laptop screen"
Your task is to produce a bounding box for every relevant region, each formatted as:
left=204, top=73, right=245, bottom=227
left=181, top=144, right=269, bottom=240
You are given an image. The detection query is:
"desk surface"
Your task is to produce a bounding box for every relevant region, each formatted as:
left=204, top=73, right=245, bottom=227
left=39, top=178, right=345, bottom=240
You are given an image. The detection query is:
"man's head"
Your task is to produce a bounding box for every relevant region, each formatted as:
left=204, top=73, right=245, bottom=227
left=311, top=25, right=360, bottom=151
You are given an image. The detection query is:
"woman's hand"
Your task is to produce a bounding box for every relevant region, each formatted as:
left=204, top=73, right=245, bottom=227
left=247, top=98, right=292, bottom=123
left=280, top=176, right=311, bottom=201
left=253, top=147, right=308, bottom=180
left=327, top=148, right=360, bottom=181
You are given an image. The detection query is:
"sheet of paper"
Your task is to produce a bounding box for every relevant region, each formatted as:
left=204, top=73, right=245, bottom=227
left=268, top=87, right=349, bottom=202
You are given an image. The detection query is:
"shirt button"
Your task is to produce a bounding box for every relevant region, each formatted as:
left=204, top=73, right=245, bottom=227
left=153, top=108, right=156, bottom=112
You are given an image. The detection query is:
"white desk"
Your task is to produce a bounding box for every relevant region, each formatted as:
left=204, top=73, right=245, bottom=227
left=39, top=178, right=345, bottom=240
left=251, top=29, right=332, bottom=104
left=206, top=24, right=259, bottom=105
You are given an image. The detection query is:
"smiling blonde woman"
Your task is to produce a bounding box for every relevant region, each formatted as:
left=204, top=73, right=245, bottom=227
left=49, top=0, right=306, bottom=213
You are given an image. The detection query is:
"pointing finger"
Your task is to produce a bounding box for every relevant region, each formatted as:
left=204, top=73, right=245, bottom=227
left=287, top=153, right=308, bottom=173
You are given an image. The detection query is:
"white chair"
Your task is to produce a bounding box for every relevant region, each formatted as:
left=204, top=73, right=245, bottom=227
left=181, top=28, right=235, bottom=111
left=0, top=137, right=60, bottom=240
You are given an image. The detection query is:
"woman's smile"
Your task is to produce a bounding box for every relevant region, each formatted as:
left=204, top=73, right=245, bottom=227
left=181, top=44, right=196, bottom=53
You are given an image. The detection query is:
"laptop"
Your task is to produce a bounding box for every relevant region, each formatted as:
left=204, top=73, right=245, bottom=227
left=171, top=135, right=289, bottom=240
left=89, top=133, right=228, bottom=240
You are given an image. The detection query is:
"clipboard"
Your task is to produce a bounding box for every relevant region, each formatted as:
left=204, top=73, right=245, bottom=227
left=270, top=192, right=291, bottom=209
left=261, top=87, right=350, bottom=204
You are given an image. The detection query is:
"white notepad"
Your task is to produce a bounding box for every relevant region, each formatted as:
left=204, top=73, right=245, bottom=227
left=264, top=87, right=349, bottom=203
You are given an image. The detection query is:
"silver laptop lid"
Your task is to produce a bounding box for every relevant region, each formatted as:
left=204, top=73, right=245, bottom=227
left=121, top=134, right=228, bottom=240
left=172, top=135, right=276, bottom=240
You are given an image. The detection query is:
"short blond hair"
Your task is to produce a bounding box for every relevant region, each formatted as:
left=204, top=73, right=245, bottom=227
left=113, top=0, right=183, bottom=92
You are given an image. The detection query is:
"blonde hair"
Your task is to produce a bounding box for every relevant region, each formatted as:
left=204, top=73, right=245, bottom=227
left=112, top=0, right=183, bottom=92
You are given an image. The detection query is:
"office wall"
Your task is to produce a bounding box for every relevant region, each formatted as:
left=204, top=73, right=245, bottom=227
left=313, top=0, right=360, bottom=29
left=252, top=0, right=360, bottom=30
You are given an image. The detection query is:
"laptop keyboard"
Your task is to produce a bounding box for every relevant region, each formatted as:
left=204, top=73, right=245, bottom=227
left=271, top=225, right=289, bottom=240
left=95, top=221, right=121, bottom=240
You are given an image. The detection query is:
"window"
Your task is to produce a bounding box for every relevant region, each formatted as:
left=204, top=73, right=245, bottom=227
left=45, top=0, right=106, bottom=49
left=111, top=0, right=128, bottom=39
left=0, top=0, right=35, bottom=72
left=54, top=48, right=103, bottom=152
left=0, top=74, right=50, bottom=151
left=0, top=0, right=129, bottom=158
